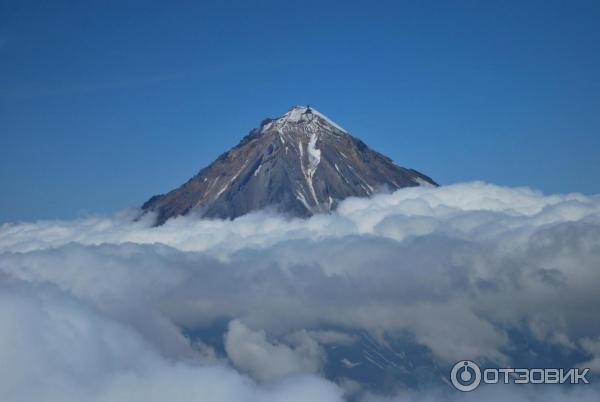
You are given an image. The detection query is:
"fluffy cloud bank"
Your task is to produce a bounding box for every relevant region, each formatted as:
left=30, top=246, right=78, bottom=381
left=0, top=182, right=599, bottom=401
left=0, top=280, right=343, bottom=402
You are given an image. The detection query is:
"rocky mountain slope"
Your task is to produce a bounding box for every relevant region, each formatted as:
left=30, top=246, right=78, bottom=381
left=142, top=106, right=437, bottom=224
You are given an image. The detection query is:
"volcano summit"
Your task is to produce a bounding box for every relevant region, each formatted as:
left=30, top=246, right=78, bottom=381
left=142, top=106, right=437, bottom=224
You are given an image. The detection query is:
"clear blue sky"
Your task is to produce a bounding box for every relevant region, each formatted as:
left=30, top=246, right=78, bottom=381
left=1, top=0, right=599, bottom=222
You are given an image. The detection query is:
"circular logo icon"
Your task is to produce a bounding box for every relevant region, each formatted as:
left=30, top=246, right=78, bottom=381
left=450, top=360, right=481, bottom=392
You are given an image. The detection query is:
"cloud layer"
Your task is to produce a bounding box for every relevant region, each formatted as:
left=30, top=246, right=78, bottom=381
left=1, top=182, right=599, bottom=401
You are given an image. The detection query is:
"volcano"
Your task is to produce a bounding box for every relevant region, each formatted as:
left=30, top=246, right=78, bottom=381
left=142, top=106, right=437, bottom=224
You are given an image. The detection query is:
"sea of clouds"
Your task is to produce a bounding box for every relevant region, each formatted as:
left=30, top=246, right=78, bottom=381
left=1, top=182, right=599, bottom=401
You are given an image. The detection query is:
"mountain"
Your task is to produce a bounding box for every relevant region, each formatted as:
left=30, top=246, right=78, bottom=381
left=142, top=106, right=437, bottom=224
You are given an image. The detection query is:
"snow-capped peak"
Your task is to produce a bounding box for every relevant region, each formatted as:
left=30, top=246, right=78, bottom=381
left=142, top=105, right=437, bottom=224
left=277, top=105, right=348, bottom=133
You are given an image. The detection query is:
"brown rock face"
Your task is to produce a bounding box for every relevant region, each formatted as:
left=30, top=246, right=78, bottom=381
left=142, top=106, right=437, bottom=224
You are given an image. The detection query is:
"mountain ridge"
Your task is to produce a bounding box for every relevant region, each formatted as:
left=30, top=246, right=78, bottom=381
left=142, top=106, right=437, bottom=224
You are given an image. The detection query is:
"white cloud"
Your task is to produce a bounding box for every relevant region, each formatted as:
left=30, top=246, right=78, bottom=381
left=225, top=320, right=323, bottom=382
left=0, top=182, right=599, bottom=401
left=0, top=279, right=343, bottom=402
left=363, top=384, right=600, bottom=402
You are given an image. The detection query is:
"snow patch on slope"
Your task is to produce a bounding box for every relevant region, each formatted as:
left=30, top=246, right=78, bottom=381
left=295, top=191, right=311, bottom=211
left=307, top=133, right=321, bottom=175
left=305, top=133, right=321, bottom=205
left=285, top=107, right=304, bottom=122
left=415, top=177, right=435, bottom=188
left=310, top=108, right=347, bottom=133
left=279, top=106, right=347, bottom=134
left=215, top=161, right=248, bottom=199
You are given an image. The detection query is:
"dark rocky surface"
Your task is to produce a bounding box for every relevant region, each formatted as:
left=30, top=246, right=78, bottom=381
left=143, top=106, right=437, bottom=224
